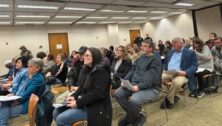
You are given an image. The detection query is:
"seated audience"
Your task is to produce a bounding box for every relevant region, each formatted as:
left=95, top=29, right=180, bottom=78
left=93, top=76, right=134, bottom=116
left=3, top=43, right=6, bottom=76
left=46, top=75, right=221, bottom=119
left=107, top=45, right=115, bottom=64
left=126, top=44, right=139, bottom=63
left=0, top=58, right=45, bottom=126
left=193, top=38, right=214, bottom=97
left=46, top=53, right=68, bottom=85
left=66, top=46, right=87, bottom=90
left=161, top=37, right=197, bottom=109
left=211, top=37, right=222, bottom=74
left=1, top=59, right=14, bottom=80
left=111, top=45, right=132, bottom=90
left=53, top=47, right=112, bottom=126
left=114, top=40, right=162, bottom=126
left=206, top=32, right=217, bottom=50
left=1, top=56, right=29, bottom=95
left=42, top=54, right=55, bottom=74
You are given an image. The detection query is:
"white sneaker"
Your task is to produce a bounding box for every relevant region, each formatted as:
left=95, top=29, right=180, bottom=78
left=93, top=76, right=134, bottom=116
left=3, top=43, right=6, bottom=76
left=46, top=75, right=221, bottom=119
left=197, top=92, right=205, bottom=98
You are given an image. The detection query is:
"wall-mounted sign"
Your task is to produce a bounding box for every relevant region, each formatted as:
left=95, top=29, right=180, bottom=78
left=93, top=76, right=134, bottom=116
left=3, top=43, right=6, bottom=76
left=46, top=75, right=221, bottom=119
left=56, top=44, right=63, bottom=49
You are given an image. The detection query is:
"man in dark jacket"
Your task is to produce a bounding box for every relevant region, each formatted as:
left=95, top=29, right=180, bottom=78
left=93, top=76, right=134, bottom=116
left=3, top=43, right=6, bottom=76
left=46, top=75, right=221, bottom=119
left=114, top=40, right=162, bottom=126
left=134, top=34, right=143, bottom=47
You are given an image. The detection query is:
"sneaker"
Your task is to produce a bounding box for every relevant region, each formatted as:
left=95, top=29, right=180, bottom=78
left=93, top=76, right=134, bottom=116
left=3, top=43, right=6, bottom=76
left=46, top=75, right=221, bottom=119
left=132, top=114, right=146, bottom=126
left=197, top=92, right=205, bottom=98
left=188, top=90, right=198, bottom=98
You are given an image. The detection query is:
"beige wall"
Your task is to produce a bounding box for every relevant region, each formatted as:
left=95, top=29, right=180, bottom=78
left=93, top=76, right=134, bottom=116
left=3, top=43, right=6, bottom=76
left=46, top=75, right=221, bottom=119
left=0, top=24, right=141, bottom=74
left=196, top=6, right=222, bottom=42
left=141, top=11, right=194, bottom=43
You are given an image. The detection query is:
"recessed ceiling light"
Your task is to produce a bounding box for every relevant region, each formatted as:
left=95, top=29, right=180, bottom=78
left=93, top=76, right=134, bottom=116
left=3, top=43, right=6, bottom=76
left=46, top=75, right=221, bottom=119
left=118, top=21, right=133, bottom=24
left=16, top=15, right=50, bottom=18
left=0, top=15, right=10, bottom=18
left=48, top=22, right=72, bottom=24
left=98, top=21, right=116, bottom=24
left=111, top=17, right=129, bottom=19
left=64, top=7, right=95, bottom=11
left=128, top=10, right=148, bottom=13
left=150, top=11, right=167, bottom=14
left=0, top=22, right=11, bottom=24
left=86, top=17, right=108, bottom=19
left=76, top=21, right=96, bottom=24
left=169, top=12, right=184, bottom=15
left=100, top=10, right=124, bottom=13
left=55, top=16, right=82, bottom=18
left=16, top=21, right=45, bottom=24
left=17, top=5, right=58, bottom=9
left=132, top=17, right=147, bottom=19
left=0, top=4, right=9, bottom=8
left=175, top=3, right=194, bottom=6
left=149, top=17, right=164, bottom=20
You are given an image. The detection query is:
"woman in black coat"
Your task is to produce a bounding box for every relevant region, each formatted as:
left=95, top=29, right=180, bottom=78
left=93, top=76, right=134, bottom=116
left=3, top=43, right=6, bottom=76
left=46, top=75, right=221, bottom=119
left=53, top=47, right=112, bottom=126
left=111, top=45, right=132, bottom=89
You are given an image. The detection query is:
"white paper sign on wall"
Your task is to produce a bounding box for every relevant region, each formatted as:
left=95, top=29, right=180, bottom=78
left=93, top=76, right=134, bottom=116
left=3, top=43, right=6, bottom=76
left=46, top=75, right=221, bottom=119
left=56, top=44, right=63, bottom=49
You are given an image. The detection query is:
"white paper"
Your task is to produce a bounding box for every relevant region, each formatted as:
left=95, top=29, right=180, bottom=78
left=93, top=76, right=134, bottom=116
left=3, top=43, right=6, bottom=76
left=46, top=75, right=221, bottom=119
left=120, top=79, right=133, bottom=90
left=56, top=44, right=63, bottom=49
left=0, top=96, right=21, bottom=102
left=53, top=103, right=65, bottom=108
left=196, top=68, right=214, bottom=73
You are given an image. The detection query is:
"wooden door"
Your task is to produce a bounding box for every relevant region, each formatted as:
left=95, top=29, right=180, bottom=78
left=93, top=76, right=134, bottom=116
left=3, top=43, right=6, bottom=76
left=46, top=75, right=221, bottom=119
left=129, top=30, right=141, bottom=44
left=48, top=33, right=69, bottom=59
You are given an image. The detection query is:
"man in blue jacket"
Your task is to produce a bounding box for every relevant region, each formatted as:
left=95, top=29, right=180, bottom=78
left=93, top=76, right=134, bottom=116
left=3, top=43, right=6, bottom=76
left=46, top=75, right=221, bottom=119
left=114, top=39, right=162, bottom=126
left=161, top=37, right=197, bottom=109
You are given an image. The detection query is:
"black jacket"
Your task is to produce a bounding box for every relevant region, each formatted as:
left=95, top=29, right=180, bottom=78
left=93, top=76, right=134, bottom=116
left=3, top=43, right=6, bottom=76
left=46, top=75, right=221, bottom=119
left=72, top=66, right=112, bottom=126
left=110, top=58, right=132, bottom=89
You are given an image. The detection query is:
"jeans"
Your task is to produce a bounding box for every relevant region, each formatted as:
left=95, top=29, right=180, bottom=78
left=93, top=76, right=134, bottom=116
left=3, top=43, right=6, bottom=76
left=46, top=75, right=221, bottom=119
left=53, top=106, right=87, bottom=126
left=114, top=87, right=159, bottom=123
left=0, top=102, right=23, bottom=126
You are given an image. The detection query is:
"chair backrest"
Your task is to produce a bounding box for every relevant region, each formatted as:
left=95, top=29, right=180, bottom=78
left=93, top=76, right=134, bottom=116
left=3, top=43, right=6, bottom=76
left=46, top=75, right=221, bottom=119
left=28, top=94, right=39, bottom=126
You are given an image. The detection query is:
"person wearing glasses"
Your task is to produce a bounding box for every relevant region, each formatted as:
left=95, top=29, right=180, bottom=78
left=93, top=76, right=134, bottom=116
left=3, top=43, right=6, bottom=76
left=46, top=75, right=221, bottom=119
left=0, top=58, right=45, bottom=126
left=114, top=40, right=162, bottom=126
left=53, top=47, right=112, bottom=126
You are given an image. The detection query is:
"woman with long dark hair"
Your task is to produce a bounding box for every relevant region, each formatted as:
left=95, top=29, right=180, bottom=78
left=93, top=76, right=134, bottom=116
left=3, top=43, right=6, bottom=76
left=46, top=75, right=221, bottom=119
left=53, top=47, right=112, bottom=126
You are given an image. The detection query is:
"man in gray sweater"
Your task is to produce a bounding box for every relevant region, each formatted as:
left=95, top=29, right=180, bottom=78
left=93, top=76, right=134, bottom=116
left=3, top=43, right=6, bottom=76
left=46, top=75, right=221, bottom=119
left=114, top=40, right=162, bottom=126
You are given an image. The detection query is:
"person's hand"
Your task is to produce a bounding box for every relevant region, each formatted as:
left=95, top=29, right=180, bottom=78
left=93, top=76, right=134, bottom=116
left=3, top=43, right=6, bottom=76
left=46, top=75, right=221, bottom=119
left=177, top=71, right=186, bottom=76
left=7, top=93, right=14, bottom=96
left=131, top=85, right=139, bottom=92
left=1, top=83, right=12, bottom=90
left=45, top=72, right=51, bottom=77
left=66, top=100, right=77, bottom=108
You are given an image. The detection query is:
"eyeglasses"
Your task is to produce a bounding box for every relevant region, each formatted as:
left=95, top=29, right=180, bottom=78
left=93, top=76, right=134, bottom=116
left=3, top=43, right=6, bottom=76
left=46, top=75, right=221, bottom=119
left=84, top=54, right=92, bottom=58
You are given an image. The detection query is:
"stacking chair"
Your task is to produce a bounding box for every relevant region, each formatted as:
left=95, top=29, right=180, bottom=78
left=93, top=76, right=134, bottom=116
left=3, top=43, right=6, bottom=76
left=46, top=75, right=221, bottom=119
left=10, top=94, right=39, bottom=126
left=72, top=120, right=88, bottom=126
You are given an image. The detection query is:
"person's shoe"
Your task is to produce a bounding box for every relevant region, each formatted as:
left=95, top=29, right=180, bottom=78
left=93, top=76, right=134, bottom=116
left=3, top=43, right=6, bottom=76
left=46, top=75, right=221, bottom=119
left=160, top=97, right=174, bottom=109
left=188, top=90, right=198, bottom=98
left=174, top=96, right=180, bottom=105
left=132, top=114, right=146, bottom=126
left=197, top=92, right=205, bottom=98
left=118, top=115, right=129, bottom=126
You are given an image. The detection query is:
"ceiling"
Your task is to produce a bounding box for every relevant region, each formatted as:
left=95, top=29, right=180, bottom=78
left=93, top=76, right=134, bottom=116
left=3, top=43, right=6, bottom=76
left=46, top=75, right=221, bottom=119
left=0, top=0, right=221, bottom=25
